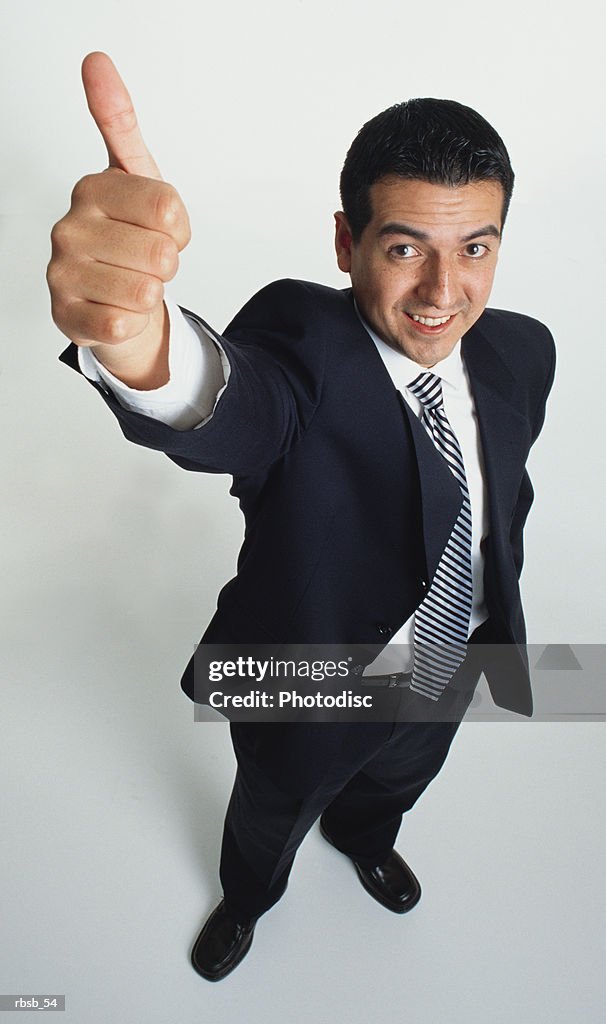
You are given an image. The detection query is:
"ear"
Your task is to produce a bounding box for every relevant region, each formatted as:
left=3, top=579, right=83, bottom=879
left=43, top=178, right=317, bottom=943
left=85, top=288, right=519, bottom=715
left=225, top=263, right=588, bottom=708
left=334, top=211, right=353, bottom=273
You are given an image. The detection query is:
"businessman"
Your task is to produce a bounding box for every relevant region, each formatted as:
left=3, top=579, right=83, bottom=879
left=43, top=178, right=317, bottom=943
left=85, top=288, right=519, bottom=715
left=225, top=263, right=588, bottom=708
left=48, top=53, right=555, bottom=982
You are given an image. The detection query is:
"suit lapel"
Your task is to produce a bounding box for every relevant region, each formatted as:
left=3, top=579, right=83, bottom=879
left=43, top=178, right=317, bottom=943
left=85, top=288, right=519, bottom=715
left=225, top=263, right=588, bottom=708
left=462, top=318, right=532, bottom=536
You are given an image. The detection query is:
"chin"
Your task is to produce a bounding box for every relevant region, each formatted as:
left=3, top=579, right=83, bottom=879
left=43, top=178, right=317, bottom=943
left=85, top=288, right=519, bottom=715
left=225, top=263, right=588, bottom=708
left=405, top=338, right=455, bottom=366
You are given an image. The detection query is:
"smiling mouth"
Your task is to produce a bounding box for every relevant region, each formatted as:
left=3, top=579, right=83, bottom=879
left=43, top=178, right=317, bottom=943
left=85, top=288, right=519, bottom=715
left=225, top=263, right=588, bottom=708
left=405, top=312, right=456, bottom=327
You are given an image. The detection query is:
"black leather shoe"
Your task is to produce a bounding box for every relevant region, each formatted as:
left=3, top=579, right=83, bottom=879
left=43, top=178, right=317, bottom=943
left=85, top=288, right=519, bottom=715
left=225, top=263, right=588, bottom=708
left=190, top=900, right=255, bottom=982
left=319, top=815, right=421, bottom=914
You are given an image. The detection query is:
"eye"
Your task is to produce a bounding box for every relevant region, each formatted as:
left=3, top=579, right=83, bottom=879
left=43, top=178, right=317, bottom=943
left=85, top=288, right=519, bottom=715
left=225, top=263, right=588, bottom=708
left=388, top=243, right=420, bottom=259
left=462, top=242, right=490, bottom=258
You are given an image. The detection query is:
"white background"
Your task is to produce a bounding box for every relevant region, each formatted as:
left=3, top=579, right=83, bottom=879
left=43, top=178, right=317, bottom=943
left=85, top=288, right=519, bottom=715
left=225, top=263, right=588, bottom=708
left=1, top=0, right=604, bottom=1020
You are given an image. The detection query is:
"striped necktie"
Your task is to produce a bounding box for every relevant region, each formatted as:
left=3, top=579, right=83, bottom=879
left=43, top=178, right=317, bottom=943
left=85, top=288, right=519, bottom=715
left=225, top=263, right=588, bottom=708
left=406, top=371, right=473, bottom=700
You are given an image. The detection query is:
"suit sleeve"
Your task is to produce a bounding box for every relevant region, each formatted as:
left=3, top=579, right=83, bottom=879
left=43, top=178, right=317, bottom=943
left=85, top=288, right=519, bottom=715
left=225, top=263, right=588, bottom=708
left=58, top=279, right=326, bottom=476
left=510, top=324, right=556, bottom=577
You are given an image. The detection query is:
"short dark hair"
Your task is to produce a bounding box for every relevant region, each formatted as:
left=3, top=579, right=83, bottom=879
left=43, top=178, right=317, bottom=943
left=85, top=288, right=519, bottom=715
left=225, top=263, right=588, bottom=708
left=340, top=98, right=514, bottom=241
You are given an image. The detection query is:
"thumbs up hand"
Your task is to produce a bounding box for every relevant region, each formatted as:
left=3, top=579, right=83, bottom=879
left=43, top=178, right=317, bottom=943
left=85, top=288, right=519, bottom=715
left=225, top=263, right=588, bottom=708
left=47, top=52, right=191, bottom=387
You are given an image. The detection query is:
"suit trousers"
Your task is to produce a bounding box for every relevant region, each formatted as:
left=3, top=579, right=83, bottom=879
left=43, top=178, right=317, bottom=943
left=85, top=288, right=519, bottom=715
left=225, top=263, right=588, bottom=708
left=218, top=638, right=485, bottom=923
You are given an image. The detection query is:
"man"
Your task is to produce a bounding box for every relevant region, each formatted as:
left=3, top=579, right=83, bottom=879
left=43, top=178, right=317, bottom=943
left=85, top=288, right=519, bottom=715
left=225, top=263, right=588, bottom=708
left=48, top=52, right=555, bottom=982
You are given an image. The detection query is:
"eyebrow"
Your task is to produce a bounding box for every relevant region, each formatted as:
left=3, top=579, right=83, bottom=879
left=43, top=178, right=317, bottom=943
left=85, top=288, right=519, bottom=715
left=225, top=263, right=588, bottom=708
left=378, top=222, right=501, bottom=242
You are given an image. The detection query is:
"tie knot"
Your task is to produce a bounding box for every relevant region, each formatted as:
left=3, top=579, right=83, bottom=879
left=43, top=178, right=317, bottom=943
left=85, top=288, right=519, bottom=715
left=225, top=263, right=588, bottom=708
left=407, top=371, right=444, bottom=411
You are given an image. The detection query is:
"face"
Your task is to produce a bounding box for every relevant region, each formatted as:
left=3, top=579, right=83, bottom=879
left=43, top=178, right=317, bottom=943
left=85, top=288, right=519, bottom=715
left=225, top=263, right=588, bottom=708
left=334, top=176, right=504, bottom=366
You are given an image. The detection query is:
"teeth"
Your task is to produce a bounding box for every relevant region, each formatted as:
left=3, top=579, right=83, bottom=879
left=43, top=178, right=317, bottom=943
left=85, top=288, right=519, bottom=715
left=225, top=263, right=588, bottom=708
left=410, top=314, right=452, bottom=326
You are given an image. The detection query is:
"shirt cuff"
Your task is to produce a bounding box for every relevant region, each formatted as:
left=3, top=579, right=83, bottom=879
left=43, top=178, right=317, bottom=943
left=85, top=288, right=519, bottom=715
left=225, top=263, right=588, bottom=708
left=77, top=296, right=229, bottom=430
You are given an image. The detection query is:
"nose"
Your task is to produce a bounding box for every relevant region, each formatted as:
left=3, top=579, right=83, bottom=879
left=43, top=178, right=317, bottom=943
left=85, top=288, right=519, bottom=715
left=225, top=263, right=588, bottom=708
left=416, top=256, right=457, bottom=311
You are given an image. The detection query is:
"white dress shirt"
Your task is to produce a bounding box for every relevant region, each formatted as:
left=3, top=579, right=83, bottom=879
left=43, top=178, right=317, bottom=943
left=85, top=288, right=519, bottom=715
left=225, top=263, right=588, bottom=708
left=79, top=297, right=489, bottom=671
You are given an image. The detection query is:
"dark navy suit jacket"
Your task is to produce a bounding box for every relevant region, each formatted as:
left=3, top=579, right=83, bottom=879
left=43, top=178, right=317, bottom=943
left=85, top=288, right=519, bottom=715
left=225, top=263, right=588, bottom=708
left=60, top=279, right=555, bottom=790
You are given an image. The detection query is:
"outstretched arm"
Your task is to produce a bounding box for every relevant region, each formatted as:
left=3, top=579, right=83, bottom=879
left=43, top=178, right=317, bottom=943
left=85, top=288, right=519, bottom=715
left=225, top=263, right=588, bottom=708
left=51, top=55, right=324, bottom=475
left=47, top=52, right=191, bottom=390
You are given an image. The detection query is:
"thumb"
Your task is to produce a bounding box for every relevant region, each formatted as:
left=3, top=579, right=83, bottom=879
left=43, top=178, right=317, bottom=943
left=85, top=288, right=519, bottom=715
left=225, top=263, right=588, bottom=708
left=81, top=51, right=163, bottom=181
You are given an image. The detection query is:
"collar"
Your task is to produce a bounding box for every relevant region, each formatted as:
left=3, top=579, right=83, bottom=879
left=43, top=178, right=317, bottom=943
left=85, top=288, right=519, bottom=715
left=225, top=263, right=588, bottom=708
left=354, top=301, right=464, bottom=393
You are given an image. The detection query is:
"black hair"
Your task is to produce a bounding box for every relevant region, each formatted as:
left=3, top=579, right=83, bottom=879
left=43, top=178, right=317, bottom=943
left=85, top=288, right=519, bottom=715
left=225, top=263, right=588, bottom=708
left=340, top=98, right=514, bottom=241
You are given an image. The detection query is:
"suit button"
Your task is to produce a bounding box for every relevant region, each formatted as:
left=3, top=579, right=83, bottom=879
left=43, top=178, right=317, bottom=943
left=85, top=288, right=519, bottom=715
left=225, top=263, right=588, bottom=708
left=377, top=624, right=393, bottom=638
left=419, top=578, right=428, bottom=590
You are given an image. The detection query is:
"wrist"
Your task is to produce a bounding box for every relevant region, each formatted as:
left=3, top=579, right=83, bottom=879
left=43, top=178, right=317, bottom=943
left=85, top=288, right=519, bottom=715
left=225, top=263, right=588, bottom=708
left=89, top=303, right=170, bottom=389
